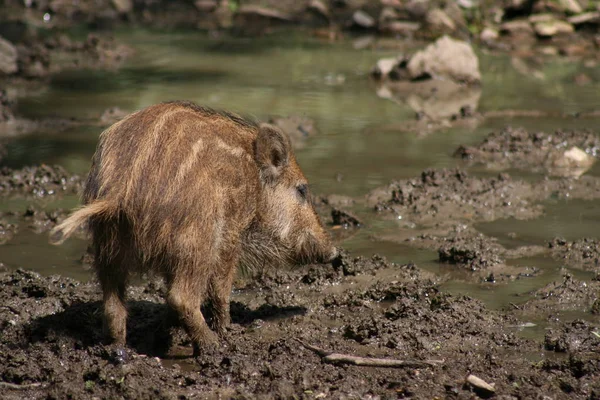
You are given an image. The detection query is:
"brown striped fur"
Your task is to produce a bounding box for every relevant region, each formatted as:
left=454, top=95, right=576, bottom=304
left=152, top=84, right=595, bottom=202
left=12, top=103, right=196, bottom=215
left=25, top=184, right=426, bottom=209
left=50, top=101, right=336, bottom=354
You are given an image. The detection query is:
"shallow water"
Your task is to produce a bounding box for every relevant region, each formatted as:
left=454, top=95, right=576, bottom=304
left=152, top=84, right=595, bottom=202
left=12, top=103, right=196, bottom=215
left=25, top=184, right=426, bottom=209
left=3, top=29, right=600, bottom=310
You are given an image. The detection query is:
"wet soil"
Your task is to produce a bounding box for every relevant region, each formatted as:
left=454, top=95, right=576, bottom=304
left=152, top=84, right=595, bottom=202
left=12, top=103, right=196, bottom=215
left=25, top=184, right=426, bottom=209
left=1, top=253, right=599, bottom=399
left=0, top=165, right=82, bottom=198
left=455, top=127, right=600, bottom=177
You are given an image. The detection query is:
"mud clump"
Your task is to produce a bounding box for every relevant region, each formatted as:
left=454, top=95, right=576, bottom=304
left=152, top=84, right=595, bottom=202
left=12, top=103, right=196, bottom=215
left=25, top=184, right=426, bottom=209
left=0, top=219, right=17, bottom=244
left=22, top=206, right=71, bottom=234
left=330, top=208, right=361, bottom=228
left=516, top=274, right=600, bottom=316
left=368, top=168, right=543, bottom=226
left=549, top=237, right=600, bottom=271
left=0, top=165, right=82, bottom=198
left=456, top=127, right=600, bottom=176
left=438, top=232, right=504, bottom=271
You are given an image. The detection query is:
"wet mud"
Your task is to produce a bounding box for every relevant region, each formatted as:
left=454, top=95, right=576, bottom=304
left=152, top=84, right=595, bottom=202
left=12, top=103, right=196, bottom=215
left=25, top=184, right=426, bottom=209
left=1, top=253, right=599, bottom=399
left=456, top=127, right=600, bottom=177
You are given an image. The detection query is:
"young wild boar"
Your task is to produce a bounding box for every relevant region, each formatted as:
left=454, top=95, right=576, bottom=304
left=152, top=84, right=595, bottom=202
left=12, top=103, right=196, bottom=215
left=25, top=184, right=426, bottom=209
left=50, top=101, right=337, bottom=354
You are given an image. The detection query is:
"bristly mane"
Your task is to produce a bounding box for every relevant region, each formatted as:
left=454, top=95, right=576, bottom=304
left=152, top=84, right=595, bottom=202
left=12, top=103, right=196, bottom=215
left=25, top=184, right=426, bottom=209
left=162, top=100, right=259, bottom=130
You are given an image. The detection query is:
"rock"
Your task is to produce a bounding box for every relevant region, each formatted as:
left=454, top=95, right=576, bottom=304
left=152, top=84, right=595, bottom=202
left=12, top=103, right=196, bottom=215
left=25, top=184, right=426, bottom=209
left=0, top=36, right=18, bottom=75
left=194, top=0, right=218, bottom=12
left=406, top=35, right=481, bottom=84
left=379, top=7, right=398, bottom=24
left=404, top=0, right=429, bottom=19
left=534, top=20, right=574, bottom=36
left=457, top=0, right=476, bottom=8
left=553, top=146, right=595, bottom=170
left=480, top=27, right=499, bottom=42
left=500, top=19, right=534, bottom=35
left=568, top=11, right=600, bottom=25
left=352, top=10, right=376, bottom=28
left=559, top=0, right=582, bottom=14
left=112, top=0, right=133, bottom=14
left=371, top=56, right=402, bottom=78
left=236, top=5, right=293, bottom=21
left=308, top=0, right=330, bottom=19
left=425, top=9, right=456, bottom=32
left=443, top=1, right=467, bottom=29
left=528, top=13, right=556, bottom=23
left=379, top=21, right=421, bottom=35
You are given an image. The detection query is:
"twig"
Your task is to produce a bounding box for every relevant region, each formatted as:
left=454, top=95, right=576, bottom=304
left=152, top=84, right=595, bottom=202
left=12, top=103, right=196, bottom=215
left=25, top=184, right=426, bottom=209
left=0, top=382, right=45, bottom=390
left=295, top=339, right=443, bottom=368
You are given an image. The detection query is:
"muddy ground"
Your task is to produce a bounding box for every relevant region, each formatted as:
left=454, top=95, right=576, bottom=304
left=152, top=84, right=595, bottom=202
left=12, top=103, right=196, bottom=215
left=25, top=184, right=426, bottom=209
left=0, top=127, right=599, bottom=399
left=1, top=254, right=599, bottom=399
left=1, top=1, right=600, bottom=397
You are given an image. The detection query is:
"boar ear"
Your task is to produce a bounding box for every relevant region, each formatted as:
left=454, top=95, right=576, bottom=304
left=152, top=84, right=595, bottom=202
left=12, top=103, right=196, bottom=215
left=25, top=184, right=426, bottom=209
left=255, top=123, right=292, bottom=183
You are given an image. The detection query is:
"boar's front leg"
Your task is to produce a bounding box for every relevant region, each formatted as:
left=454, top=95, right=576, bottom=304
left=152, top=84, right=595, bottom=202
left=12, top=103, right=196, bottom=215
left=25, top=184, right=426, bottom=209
left=207, top=246, right=240, bottom=335
left=166, top=267, right=218, bottom=356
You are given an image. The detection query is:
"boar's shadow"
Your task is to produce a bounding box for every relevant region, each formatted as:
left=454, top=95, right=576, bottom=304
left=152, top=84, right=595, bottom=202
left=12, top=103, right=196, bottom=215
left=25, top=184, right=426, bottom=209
left=26, top=298, right=306, bottom=357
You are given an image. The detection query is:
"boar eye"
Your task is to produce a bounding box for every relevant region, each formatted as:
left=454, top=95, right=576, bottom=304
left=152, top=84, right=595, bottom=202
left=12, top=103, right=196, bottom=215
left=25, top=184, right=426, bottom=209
left=296, top=184, right=308, bottom=201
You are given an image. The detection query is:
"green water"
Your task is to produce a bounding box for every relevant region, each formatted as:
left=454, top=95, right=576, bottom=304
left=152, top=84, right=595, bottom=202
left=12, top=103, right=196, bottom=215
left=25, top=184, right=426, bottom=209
left=3, top=29, right=600, bottom=309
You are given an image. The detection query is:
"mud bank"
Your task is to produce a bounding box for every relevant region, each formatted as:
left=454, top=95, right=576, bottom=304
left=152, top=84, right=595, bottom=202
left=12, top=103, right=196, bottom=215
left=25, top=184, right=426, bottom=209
left=1, top=252, right=599, bottom=399
left=456, top=127, right=600, bottom=177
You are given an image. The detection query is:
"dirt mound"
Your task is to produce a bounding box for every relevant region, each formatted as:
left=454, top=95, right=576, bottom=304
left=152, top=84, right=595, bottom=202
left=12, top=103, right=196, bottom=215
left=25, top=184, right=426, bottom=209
left=0, top=165, right=82, bottom=198
left=550, top=237, right=600, bottom=272
left=367, top=168, right=544, bottom=226
left=456, top=127, right=600, bottom=176
left=520, top=273, right=600, bottom=312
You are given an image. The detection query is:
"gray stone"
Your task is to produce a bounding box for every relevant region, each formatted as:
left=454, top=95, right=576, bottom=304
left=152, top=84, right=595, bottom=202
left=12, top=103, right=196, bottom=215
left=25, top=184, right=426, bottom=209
left=568, top=11, right=600, bottom=25
left=406, top=35, right=481, bottom=84
left=112, top=0, right=133, bottom=14
left=353, top=10, right=375, bottom=28
left=534, top=20, right=574, bottom=36
left=426, top=9, right=456, bottom=32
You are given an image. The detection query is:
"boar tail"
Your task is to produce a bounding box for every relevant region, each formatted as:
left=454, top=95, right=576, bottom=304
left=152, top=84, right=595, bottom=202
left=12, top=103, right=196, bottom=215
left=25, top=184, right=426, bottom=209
left=49, top=200, right=113, bottom=245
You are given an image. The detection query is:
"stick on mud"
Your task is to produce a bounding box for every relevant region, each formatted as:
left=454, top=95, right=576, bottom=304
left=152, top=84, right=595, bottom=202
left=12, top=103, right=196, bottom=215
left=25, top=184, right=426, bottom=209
left=295, top=339, right=443, bottom=368
left=0, top=382, right=45, bottom=390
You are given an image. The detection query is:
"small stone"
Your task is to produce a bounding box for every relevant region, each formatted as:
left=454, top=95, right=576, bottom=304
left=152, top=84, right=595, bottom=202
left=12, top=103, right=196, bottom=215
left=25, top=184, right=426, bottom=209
left=480, top=27, right=499, bottom=42
left=371, top=57, right=401, bottom=78
left=534, top=20, right=574, bottom=37
left=379, top=21, right=421, bottom=35
left=194, top=0, right=218, bottom=12
left=529, top=13, right=556, bottom=23
left=379, top=7, right=398, bottom=24
left=112, top=0, right=132, bottom=13
left=406, top=35, right=481, bottom=84
left=500, top=19, right=534, bottom=35
left=308, top=0, right=329, bottom=18
left=425, top=8, right=456, bottom=32
left=568, top=11, right=600, bottom=25
left=353, top=10, right=376, bottom=28
left=559, top=0, right=582, bottom=14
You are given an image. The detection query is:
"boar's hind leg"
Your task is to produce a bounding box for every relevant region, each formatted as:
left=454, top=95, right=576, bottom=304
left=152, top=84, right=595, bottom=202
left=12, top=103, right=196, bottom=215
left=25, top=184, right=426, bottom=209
left=96, top=259, right=129, bottom=347
left=166, top=271, right=218, bottom=356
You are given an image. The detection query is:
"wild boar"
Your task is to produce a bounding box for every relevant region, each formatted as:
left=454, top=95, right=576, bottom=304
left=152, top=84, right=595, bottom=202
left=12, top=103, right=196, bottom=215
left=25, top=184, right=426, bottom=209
left=50, top=101, right=337, bottom=355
